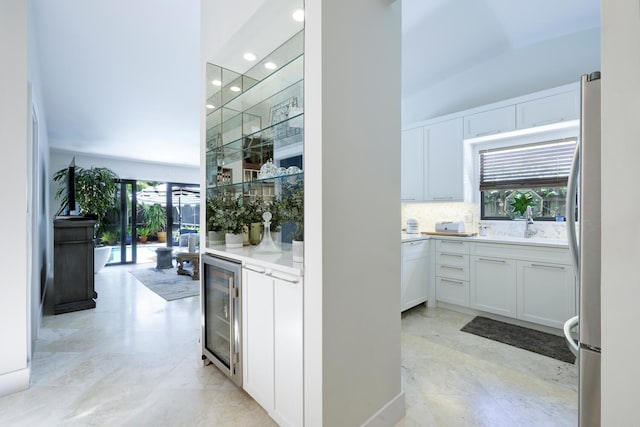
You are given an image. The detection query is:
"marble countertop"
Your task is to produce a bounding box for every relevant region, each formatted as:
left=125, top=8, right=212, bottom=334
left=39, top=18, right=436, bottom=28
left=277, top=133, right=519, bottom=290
left=401, top=231, right=568, bottom=248
left=204, top=243, right=303, bottom=276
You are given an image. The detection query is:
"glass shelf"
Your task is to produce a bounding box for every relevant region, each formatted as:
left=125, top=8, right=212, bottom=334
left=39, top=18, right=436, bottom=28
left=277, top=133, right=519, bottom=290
left=207, top=172, right=304, bottom=190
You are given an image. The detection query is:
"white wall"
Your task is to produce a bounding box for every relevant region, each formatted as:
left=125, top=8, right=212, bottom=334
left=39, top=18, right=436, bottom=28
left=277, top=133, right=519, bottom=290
left=0, top=0, right=30, bottom=397
left=600, top=1, right=640, bottom=423
left=305, top=0, right=403, bottom=425
left=402, top=28, right=601, bottom=126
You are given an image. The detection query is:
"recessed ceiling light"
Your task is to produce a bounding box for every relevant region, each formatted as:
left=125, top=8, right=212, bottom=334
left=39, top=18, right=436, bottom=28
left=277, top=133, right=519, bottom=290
left=264, top=62, right=277, bottom=70
left=292, top=9, right=304, bottom=22
left=206, top=104, right=215, bottom=109
left=243, top=52, right=257, bottom=61
left=230, top=86, right=241, bottom=92
left=211, top=79, right=222, bottom=86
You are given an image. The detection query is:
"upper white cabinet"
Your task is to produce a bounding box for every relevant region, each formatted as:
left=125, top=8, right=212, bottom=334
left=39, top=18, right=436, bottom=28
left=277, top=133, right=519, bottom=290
left=463, top=106, right=516, bottom=139
left=424, top=119, right=464, bottom=201
left=401, top=127, right=424, bottom=202
left=516, top=91, right=580, bottom=129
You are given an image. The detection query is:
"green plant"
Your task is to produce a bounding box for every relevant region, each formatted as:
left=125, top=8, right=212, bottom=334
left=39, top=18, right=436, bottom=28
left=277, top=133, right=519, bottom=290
left=283, top=181, right=304, bottom=241
left=265, top=198, right=285, bottom=232
left=99, top=230, right=118, bottom=245
left=206, top=193, right=225, bottom=233
left=137, top=226, right=151, bottom=238
left=244, top=197, right=266, bottom=224
left=217, top=194, right=246, bottom=235
left=53, top=164, right=119, bottom=234
left=143, top=203, right=166, bottom=236
left=509, top=191, right=536, bottom=216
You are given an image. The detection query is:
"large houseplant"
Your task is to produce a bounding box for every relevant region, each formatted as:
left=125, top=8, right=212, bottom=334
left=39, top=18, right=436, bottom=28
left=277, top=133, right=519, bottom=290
left=143, top=203, right=166, bottom=242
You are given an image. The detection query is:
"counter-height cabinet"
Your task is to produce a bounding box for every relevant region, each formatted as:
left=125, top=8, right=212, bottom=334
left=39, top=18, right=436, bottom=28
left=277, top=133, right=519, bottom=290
left=401, top=239, right=429, bottom=311
left=434, top=240, right=470, bottom=307
left=470, top=255, right=517, bottom=318
left=243, top=264, right=303, bottom=427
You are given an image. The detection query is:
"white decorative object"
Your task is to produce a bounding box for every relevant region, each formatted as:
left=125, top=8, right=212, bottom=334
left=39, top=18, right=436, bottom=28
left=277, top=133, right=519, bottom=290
left=292, top=240, right=304, bottom=262
left=225, top=233, right=243, bottom=249
left=208, top=230, right=224, bottom=245
left=94, top=246, right=111, bottom=273
left=188, top=234, right=198, bottom=252
left=258, top=159, right=278, bottom=179
left=255, top=212, right=281, bottom=253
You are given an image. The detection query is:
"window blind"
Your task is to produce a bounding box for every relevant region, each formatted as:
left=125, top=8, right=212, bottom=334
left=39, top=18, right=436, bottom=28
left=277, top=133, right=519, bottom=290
left=479, top=138, right=577, bottom=191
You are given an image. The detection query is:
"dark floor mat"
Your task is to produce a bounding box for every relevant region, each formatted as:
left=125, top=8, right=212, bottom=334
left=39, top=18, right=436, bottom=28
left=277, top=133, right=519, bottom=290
left=461, top=316, right=576, bottom=364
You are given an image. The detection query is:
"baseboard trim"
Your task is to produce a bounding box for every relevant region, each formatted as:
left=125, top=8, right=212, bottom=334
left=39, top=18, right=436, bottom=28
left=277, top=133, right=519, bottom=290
left=360, top=391, right=405, bottom=427
left=0, top=367, right=30, bottom=398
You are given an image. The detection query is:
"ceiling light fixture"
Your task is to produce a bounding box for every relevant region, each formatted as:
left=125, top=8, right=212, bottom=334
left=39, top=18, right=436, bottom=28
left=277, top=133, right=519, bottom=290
left=292, top=9, right=304, bottom=22
left=211, top=79, right=222, bottom=86
left=206, top=104, right=215, bottom=109
left=230, top=86, right=241, bottom=92
left=243, top=52, right=257, bottom=61
left=264, top=62, right=277, bottom=70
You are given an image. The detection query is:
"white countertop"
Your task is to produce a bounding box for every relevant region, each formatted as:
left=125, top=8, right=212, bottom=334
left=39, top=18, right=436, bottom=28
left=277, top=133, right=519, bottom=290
left=401, top=231, right=568, bottom=248
left=204, top=243, right=303, bottom=276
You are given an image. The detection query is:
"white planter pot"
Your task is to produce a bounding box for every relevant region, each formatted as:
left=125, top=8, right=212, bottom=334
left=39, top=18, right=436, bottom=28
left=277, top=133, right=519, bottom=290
left=208, top=230, right=224, bottom=245
left=225, top=233, right=244, bottom=249
left=94, top=246, right=111, bottom=273
left=292, top=240, right=304, bottom=263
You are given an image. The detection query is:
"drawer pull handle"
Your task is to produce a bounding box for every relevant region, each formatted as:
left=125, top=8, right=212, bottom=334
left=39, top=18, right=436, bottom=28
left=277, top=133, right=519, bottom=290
left=442, top=241, right=464, bottom=245
left=408, top=241, right=424, bottom=246
left=440, top=265, right=464, bottom=271
left=441, top=253, right=463, bottom=258
left=432, top=196, right=453, bottom=200
left=531, top=264, right=565, bottom=271
left=478, top=258, right=506, bottom=264
left=475, top=130, right=500, bottom=137
left=266, top=272, right=300, bottom=284
left=245, top=265, right=266, bottom=274
left=441, top=278, right=464, bottom=285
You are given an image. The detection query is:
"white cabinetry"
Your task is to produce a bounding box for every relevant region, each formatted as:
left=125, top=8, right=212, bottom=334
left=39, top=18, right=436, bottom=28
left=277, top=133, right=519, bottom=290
left=517, top=261, right=575, bottom=329
left=463, top=106, right=516, bottom=139
left=243, top=266, right=303, bottom=427
left=470, top=256, right=517, bottom=318
left=401, top=127, right=423, bottom=201
left=402, top=239, right=429, bottom=311
left=424, top=119, right=463, bottom=201
left=435, top=240, right=470, bottom=307
left=516, top=91, right=580, bottom=129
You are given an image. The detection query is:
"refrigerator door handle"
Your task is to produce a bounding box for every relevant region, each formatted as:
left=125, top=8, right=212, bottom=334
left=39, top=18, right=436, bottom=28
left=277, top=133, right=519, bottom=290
left=566, top=142, right=580, bottom=279
left=563, top=315, right=580, bottom=356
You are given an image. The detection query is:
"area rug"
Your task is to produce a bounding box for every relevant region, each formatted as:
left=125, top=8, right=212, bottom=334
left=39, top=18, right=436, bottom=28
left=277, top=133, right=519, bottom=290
left=461, top=316, right=575, bottom=364
left=129, top=267, right=199, bottom=301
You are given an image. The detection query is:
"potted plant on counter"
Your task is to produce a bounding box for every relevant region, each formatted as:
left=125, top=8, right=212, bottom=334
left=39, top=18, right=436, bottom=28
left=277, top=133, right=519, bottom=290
left=283, top=180, right=304, bottom=262
left=218, top=194, right=246, bottom=249
left=206, top=193, right=225, bottom=245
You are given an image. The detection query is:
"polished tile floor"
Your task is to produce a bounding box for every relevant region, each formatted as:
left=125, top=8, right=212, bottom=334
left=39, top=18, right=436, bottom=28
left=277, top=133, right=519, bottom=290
left=0, top=263, right=577, bottom=426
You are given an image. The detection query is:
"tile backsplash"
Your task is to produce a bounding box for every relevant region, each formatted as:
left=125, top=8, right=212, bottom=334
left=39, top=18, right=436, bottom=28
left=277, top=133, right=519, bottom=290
left=401, top=202, right=568, bottom=241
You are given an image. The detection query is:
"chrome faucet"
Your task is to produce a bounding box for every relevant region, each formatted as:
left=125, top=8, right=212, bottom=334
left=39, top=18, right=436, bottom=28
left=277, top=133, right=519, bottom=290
left=525, top=206, right=537, bottom=238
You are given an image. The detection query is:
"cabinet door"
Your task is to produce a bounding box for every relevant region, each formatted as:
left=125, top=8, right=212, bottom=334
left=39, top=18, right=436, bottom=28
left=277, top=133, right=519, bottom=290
left=463, top=106, right=516, bottom=139
left=470, top=256, right=517, bottom=318
left=242, top=269, right=274, bottom=411
left=402, top=240, right=428, bottom=311
left=517, top=261, right=576, bottom=329
left=401, top=127, right=424, bottom=201
left=516, top=91, right=579, bottom=129
left=424, top=119, right=463, bottom=201
left=273, top=274, right=304, bottom=427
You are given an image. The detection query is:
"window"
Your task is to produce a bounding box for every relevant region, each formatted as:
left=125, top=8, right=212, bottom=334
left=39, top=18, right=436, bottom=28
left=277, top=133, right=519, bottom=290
left=480, top=138, right=577, bottom=220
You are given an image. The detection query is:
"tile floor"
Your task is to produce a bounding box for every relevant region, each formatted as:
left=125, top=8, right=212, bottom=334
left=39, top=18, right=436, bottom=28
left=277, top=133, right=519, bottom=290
left=0, top=263, right=577, bottom=426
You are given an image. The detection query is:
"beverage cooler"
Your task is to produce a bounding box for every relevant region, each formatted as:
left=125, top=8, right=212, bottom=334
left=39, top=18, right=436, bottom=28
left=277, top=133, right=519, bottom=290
left=201, top=254, right=242, bottom=387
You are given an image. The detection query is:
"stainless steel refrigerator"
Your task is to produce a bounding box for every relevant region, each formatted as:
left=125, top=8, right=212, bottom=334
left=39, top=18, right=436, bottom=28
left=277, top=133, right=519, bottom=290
left=565, top=71, right=601, bottom=427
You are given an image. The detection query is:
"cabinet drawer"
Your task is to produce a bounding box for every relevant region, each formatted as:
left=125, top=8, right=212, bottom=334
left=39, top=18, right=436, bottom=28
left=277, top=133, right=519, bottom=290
left=435, top=252, right=468, bottom=269
left=435, top=261, right=469, bottom=281
left=402, top=239, right=429, bottom=260
left=436, top=239, right=470, bottom=254
left=435, top=277, right=469, bottom=307
left=463, top=106, right=516, bottom=139
left=516, top=91, right=579, bottom=129
left=471, top=242, right=570, bottom=264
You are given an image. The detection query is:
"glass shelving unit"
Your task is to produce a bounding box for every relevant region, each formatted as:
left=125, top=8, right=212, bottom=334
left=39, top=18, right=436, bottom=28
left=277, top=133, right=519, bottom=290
left=205, top=29, right=304, bottom=242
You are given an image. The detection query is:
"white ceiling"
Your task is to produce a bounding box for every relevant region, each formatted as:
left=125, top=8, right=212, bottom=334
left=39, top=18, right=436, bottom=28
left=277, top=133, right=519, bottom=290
left=31, top=0, right=600, bottom=167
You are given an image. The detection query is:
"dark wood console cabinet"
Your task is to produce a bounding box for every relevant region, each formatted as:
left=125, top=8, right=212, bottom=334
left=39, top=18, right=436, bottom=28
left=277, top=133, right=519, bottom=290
left=53, top=218, right=97, bottom=314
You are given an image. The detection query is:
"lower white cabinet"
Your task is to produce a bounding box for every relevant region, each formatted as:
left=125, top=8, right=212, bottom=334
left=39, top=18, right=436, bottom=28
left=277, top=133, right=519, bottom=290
left=470, top=256, right=517, bottom=318
left=401, top=239, right=429, bottom=311
left=517, top=261, right=575, bottom=329
left=243, top=266, right=303, bottom=427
